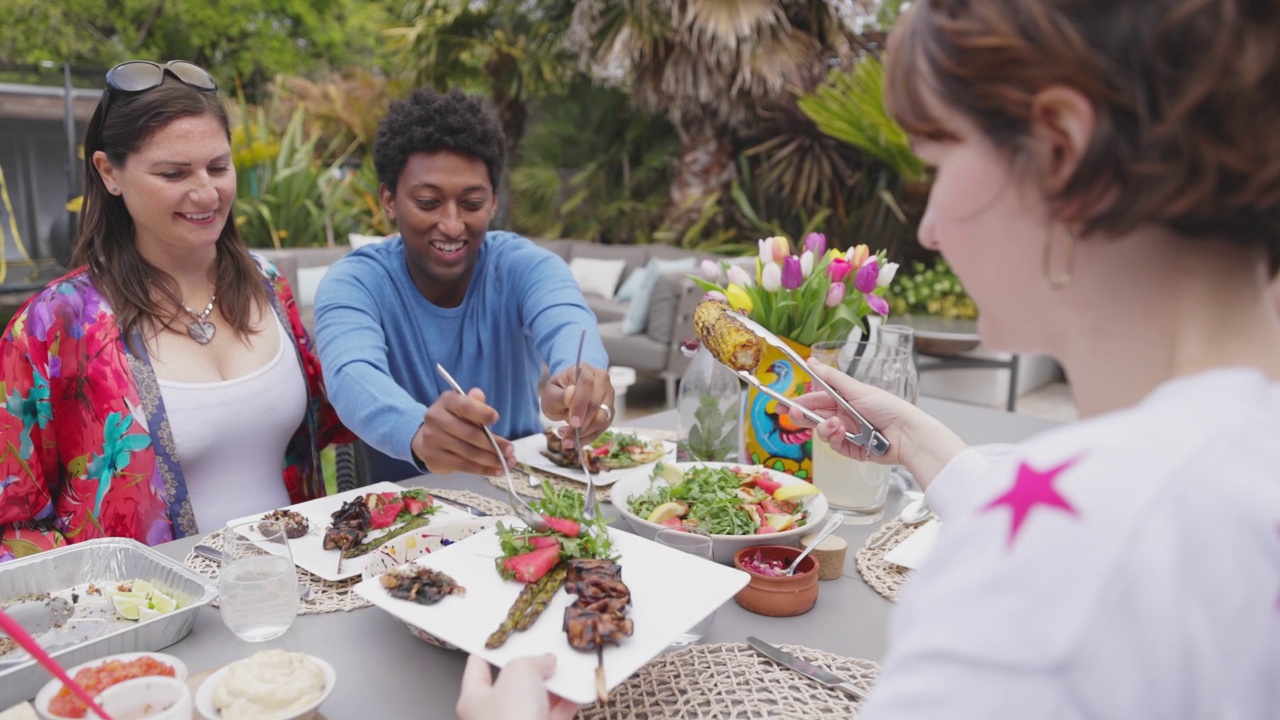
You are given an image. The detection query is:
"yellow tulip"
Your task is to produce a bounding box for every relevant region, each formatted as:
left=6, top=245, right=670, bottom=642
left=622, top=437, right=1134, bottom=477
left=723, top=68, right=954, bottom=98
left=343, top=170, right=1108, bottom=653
left=851, top=244, right=870, bottom=267
left=726, top=284, right=754, bottom=313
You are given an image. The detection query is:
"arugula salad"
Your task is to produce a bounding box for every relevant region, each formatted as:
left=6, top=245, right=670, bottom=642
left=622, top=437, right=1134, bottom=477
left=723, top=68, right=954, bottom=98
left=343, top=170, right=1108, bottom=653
left=494, top=485, right=615, bottom=583
left=626, top=463, right=817, bottom=536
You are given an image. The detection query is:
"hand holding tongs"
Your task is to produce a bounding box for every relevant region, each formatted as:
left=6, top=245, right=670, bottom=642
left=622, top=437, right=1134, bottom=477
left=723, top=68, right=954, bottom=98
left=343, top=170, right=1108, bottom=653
left=435, top=363, right=550, bottom=532
left=733, top=314, right=890, bottom=457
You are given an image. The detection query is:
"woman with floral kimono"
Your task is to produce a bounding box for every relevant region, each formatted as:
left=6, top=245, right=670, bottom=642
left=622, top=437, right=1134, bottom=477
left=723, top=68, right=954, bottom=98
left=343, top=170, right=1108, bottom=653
left=0, top=60, right=351, bottom=562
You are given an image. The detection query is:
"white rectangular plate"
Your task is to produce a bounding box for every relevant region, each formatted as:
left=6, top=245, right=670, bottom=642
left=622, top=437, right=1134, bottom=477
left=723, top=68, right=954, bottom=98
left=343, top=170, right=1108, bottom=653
left=353, top=526, right=750, bottom=705
left=225, top=482, right=474, bottom=582
left=511, top=431, right=675, bottom=487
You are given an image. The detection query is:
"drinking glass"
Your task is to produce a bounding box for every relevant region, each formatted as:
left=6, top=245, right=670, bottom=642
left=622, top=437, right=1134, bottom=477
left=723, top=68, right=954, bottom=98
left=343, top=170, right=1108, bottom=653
left=219, top=519, right=299, bottom=642
left=655, top=529, right=715, bottom=647
left=808, top=340, right=913, bottom=524
left=875, top=324, right=923, bottom=495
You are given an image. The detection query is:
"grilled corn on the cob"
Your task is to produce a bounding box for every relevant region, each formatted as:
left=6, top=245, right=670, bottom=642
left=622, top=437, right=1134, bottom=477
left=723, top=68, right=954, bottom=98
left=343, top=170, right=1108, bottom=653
left=694, top=300, right=762, bottom=371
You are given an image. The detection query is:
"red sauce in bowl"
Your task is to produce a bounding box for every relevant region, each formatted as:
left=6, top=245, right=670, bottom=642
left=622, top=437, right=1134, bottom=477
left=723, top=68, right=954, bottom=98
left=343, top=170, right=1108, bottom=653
left=49, top=656, right=176, bottom=718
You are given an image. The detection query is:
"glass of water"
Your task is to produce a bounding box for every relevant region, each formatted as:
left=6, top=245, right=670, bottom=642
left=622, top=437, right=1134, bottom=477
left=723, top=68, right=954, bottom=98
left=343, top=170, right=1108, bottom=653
left=655, top=529, right=715, bottom=648
left=219, top=519, right=299, bottom=642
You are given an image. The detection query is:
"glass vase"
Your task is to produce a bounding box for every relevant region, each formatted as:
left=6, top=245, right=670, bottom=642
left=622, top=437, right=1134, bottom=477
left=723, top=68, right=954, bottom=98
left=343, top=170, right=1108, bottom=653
left=676, top=344, right=743, bottom=463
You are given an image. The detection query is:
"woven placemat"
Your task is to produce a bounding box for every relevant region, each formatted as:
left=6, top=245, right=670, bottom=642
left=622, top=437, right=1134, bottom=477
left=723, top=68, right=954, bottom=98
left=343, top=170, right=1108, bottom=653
left=853, top=519, right=918, bottom=602
left=576, top=642, right=878, bottom=719
left=487, top=428, right=677, bottom=504
left=182, top=488, right=512, bottom=615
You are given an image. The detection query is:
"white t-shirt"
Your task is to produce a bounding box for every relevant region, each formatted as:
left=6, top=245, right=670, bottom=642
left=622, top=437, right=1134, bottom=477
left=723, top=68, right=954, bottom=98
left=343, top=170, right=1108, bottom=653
left=863, top=368, right=1280, bottom=719
left=158, top=313, right=307, bottom=532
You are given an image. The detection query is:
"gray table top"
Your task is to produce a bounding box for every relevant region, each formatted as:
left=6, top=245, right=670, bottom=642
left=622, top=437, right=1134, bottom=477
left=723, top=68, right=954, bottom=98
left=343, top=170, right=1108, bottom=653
left=151, top=397, right=1061, bottom=719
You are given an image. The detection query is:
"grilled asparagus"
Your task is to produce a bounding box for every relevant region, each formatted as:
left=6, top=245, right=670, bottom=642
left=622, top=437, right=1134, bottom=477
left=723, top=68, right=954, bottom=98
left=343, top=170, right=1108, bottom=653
left=485, top=563, right=568, bottom=648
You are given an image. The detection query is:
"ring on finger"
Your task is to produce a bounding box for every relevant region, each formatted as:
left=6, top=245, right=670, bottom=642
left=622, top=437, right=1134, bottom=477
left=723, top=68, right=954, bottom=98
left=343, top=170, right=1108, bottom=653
left=598, top=403, right=614, bottom=423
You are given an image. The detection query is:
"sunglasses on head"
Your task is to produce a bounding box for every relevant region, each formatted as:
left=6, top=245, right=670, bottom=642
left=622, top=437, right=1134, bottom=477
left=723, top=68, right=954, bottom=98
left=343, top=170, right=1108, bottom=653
left=105, top=60, right=217, bottom=94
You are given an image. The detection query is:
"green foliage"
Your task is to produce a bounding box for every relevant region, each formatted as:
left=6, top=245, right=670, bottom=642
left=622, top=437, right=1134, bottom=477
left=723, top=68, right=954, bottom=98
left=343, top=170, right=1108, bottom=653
left=680, top=395, right=740, bottom=463
left=0, top=0, right=397, bottom=101
left=509, top=83, right=675, bottom=245
left=798, top=56, right=926, bottom=182
left=232, top=103, right=361, bottom=249
left=888, top=258, right=979, bottom=320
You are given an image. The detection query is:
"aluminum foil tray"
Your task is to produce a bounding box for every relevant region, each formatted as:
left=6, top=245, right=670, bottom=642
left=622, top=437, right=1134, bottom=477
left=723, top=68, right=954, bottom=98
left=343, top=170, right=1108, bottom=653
left=0, top=537, right=217, bottom=708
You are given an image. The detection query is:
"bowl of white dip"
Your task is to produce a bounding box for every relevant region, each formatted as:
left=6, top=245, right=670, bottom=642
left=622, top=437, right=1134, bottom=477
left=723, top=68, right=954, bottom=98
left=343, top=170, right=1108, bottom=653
left=194, top=649, right=334, bottom=720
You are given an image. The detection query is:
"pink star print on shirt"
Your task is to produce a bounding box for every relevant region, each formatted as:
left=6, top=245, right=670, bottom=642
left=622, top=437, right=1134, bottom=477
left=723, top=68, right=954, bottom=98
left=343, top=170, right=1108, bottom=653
left=983, top=457, right=1081, bottom=547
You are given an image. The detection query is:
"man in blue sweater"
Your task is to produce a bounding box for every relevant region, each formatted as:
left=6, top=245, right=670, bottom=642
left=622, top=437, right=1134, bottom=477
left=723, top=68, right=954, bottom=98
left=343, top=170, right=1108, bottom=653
left=314, top=88, right=614, bottom=482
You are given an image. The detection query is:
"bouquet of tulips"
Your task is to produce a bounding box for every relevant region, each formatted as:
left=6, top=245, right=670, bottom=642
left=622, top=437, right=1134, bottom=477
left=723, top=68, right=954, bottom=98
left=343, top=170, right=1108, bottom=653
left=691, top=233, right=898, bottom=347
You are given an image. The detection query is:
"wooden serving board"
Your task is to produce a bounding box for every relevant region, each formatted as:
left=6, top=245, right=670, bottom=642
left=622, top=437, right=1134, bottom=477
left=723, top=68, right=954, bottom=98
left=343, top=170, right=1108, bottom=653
left=186, top=669, right=328, bottom=720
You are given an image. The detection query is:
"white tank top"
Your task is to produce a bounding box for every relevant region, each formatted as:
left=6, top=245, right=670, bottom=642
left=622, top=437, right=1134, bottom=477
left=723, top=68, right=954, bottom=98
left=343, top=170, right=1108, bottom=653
left=158, top=312, right=307, bottom=532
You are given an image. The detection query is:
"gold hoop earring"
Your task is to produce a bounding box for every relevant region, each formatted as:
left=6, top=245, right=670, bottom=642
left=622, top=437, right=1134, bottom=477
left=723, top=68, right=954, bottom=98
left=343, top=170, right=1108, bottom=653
left=1041, top=223, right=1076, bottom=291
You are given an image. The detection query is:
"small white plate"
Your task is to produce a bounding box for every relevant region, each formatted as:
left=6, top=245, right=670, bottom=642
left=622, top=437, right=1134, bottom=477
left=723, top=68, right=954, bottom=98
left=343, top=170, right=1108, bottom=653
left=35, top=652, right=187, bottom=720
left=194, top=654, right=335, bottom=720
left=511, top=432, right=675, bottom=487
left=224, top=483, right=476, bottom=582
left=354, top=526, right=750, bottom=705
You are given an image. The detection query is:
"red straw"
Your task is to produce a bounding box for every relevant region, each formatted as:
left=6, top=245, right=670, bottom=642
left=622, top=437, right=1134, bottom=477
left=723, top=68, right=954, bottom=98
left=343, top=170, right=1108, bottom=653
left=0, top=607, right=115, bottom=720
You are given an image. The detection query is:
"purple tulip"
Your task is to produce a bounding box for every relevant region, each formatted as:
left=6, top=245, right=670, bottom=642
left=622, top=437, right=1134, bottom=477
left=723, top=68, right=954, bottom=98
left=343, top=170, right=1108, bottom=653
left=854, top=259, right=880, bottom=294
left=781, top=256, right=803, bottom=290
left=804, top=232, right=827, bottom=257
left=825, top=282, right=846, bottom=308
left=827, top=257, right=853, bottom=283
left=867, top=293, right=890, bottom=316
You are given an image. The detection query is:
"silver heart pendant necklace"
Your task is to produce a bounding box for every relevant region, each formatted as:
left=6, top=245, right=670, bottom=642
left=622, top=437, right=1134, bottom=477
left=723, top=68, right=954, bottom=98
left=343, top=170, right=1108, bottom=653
left=182, top=293, right=217, bottom=345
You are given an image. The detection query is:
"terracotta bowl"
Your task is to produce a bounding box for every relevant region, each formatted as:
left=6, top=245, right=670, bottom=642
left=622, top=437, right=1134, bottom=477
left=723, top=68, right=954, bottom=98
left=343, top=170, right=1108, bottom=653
left=732, top=545, right=819, bottom=617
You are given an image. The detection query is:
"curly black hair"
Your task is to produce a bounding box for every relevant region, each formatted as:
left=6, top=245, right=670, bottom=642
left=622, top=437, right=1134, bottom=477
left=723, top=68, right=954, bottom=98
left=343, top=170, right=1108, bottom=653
left=373, top=87, right=507, bottom=195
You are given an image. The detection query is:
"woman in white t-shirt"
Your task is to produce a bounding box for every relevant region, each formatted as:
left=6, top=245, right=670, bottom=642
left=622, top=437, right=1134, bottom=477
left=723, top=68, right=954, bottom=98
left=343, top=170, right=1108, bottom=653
left=787, top=1, right=1280, bottom=718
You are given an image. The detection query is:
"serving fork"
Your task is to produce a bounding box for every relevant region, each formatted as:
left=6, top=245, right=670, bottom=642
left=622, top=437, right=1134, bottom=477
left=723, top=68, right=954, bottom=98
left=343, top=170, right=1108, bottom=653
left=568, top=328, right=599, bottom=521
left=732, top=314, right=890, bottom=457
left=434, top=363, right=550, bottom=533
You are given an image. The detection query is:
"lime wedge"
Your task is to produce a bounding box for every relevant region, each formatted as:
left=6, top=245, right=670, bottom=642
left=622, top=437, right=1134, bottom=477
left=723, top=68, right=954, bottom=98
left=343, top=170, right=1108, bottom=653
left=149, top=590, right=178, bottom=614
left=654, top=462, right=685, bottom=486
left=137, top=607, right=163, bottom=621
left=111, top=595, right=147, bottom=621
left=130, top=579, right=158, bottom=596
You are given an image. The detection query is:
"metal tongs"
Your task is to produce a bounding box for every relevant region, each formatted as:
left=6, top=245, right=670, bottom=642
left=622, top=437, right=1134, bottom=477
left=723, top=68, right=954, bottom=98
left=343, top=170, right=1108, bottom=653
left=732, top=314, right=890, bottom=456
left=434, top=363, right=550, bottom=532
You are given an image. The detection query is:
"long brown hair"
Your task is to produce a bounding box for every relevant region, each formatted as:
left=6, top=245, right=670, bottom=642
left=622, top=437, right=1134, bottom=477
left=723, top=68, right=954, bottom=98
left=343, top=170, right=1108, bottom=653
left=884, top=0, right=1280, bottom=260
left=72, top=80, right=269, bottom=352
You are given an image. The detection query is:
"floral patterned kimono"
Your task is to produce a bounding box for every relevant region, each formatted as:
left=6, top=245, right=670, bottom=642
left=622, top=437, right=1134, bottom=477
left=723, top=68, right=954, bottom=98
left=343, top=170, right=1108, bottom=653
left=0, top=258, right=352, bottom=562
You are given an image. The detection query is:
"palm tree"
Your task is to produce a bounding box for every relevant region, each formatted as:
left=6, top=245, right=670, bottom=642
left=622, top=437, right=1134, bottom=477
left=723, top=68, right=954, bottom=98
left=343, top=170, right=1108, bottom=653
left=570, top=0, right=866, bottom=243
left=385, top=0, right=578, bottom=162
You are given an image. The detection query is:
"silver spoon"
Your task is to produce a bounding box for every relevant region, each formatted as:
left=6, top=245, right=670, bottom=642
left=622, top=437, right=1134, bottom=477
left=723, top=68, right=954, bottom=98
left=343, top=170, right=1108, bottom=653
left=868, top=498, right=932, bottom=550
left=786, top=512, right=845, bottom=576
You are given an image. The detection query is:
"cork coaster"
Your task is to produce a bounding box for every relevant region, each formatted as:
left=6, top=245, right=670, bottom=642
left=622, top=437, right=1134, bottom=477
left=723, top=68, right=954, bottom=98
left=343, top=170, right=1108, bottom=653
left=576, top=642, right=878, bottom=719
left=187, top=668, right=328, bottom=719
left=486, top=427, right=677, bottom=503
left=853, top=519, right=916, bottom=602
left=182, top=488, right=513, bottom=615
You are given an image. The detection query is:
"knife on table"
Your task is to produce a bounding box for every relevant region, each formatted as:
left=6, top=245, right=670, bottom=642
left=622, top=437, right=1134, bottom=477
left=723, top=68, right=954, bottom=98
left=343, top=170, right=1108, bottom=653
left=746, top=636, right=869, bottom=701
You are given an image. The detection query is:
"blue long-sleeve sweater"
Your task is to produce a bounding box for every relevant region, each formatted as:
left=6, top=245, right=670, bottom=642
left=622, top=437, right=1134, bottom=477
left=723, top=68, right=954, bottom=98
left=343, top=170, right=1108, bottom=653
left=314, top=231, right=608, bottom=482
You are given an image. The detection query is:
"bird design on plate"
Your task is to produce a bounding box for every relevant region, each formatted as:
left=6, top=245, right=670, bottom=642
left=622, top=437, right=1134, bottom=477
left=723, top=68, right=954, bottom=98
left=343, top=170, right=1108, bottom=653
left=748, top=359, right=813, bottom=465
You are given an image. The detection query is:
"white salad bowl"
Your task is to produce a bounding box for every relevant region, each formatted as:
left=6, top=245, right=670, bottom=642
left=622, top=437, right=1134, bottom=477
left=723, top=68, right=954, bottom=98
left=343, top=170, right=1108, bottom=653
left=611, top=462, right=829, bottom=564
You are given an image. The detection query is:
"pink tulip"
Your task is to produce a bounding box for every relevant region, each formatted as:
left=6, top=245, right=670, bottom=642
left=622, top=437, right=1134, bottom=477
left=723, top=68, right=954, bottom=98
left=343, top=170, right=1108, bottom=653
left=804, top=232, right=827, bottom=257
left=781, top=256, right=803, bottom=290
left=854, top=259, right=879, bottom=294
left=825, top=282, right=846, bottom=308
left=826, top=257, right=853, bottom=283
left=703, top=290, right=727, bottom=303
left=700, top=259, right=723, bottom=283
left=867, top=293, right=889, bottom=316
